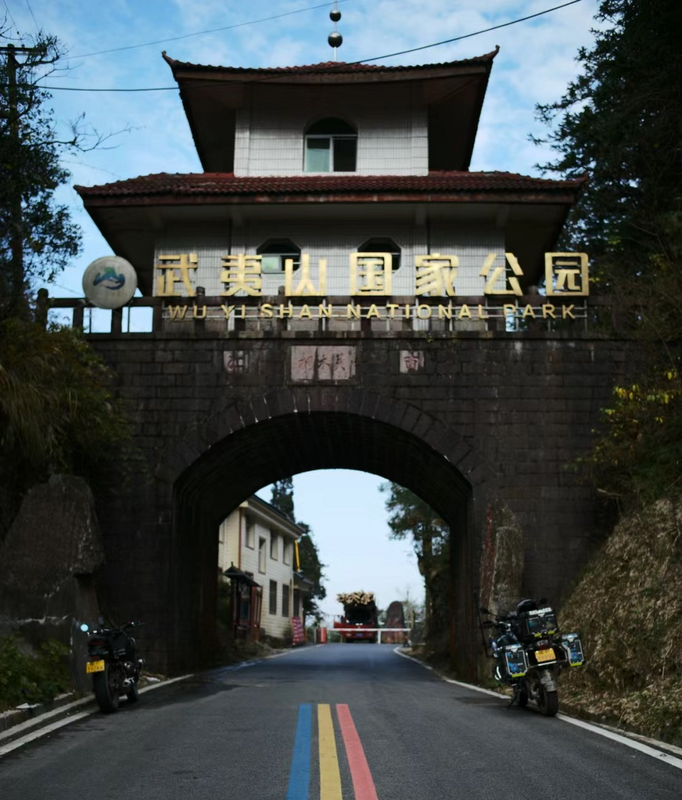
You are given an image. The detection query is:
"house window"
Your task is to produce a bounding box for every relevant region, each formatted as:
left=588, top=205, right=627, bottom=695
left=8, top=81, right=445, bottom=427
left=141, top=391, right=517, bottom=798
left=304, top=118, right=357, bottom=173
left=293, top=589, right=300, bottom=617
left=257, top=239, right=301, bottom=274
left=282, top=584, right=290, bottom=617
left=283, top=542, right=291, bottom=566
left=270, top=533, right=278, bottom=560
left=269, top=580, right=277, bottom=615
left=358, top=237, right=402, bottom=271
left=258, top=538, right=266, bottom=573
left=245, top=521, right=255, bottom=549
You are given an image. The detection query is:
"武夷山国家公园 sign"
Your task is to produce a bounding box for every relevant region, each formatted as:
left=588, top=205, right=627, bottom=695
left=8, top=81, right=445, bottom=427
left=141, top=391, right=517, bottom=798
left=154, top=251, right=590, bottom=298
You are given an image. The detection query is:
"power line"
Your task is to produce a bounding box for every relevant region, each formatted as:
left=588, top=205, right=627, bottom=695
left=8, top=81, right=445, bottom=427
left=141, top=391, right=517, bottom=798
left=24, top=0, right=39, bottom=34
left=2, top=0, right=17, bottom=31
left=71, top=0, right=356, bottom=59
left=361, top=0, right=585, bottom=63
left=21, top=0, right=585, bottom=93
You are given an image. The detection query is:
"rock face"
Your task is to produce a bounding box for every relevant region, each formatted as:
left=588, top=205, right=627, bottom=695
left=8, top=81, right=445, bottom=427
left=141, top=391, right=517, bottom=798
left=479, top=499, right=525, bottom=616
left=0, top=475, right=104, bottom=686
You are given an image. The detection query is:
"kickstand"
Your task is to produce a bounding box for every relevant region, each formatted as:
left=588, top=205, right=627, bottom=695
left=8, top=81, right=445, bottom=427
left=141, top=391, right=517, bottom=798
left=508, top=692, right=517, bottom=708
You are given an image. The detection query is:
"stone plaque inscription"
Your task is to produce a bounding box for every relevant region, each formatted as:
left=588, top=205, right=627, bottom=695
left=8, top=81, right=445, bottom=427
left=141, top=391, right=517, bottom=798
left=291, top=346, right=356, bottom=382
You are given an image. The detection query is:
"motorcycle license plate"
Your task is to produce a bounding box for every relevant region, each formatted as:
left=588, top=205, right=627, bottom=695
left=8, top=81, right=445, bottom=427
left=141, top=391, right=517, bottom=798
left=535, top=648, right=555, bottom=663
left=86, top=660, right=105, bottom=674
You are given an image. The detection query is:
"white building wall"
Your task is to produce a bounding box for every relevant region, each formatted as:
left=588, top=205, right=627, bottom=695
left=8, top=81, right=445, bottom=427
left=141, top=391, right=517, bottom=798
left=219, top=503, right=298, bottom=641
left=218, top=512, right=240, bottom=572
left=234, top=84, right=428, bottom=177
left=154, top=223, right=505, bottom=298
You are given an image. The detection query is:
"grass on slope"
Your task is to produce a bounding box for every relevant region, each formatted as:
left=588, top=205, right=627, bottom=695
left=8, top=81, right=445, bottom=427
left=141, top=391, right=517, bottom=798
left=559, top=498, right=682, bottom=745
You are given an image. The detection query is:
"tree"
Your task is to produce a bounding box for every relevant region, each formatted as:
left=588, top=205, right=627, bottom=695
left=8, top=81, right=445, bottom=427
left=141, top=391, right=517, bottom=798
left=534, top=0, right=682, bottom=287
left=0, top=317, right=132, bottom=538
left=380, top=482, right=449, bottom=649
left=535, top=0, right=682, bottom=503
left=270, top=478, right=294, bottom=519
left=0, top=30, right=81, bottom=318
left=269, top=479, right=326, bottom=620
left=295, top=522, right=327, bottom=621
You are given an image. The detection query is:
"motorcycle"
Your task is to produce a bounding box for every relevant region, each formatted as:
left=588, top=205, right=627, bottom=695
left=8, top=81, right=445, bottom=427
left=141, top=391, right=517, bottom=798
left=80, top=618, right=145, bottom=713
left=479, top=599, right=585, bottom=717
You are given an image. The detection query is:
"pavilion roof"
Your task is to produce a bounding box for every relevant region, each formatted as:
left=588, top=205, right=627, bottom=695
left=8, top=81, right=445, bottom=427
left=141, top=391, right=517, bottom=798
left=76, top=170, right=586, bottom=206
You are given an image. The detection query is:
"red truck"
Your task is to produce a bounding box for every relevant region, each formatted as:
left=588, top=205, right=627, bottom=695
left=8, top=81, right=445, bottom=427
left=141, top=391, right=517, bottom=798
left=334, top=591, right=378, bottom=643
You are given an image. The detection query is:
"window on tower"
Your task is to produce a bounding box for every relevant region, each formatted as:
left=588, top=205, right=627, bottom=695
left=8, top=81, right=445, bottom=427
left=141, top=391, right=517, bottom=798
left=256, top=239, right=301, bottom=273
left=304, top=118, right=357, bottom=172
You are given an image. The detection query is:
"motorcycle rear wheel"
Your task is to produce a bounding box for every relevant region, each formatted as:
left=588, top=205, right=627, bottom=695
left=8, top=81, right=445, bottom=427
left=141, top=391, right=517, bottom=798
left=538, top=688, right=559, bottom=717
left=93, top=664, right=120, bottom=713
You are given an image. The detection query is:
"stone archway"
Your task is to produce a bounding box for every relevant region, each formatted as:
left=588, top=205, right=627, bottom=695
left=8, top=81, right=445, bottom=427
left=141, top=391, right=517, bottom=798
left=142, top=388, right=494, bottom=677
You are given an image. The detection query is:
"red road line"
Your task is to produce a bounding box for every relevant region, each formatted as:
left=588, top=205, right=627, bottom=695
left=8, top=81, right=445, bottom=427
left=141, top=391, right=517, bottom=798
left=336, top=704, right=379, bottom=800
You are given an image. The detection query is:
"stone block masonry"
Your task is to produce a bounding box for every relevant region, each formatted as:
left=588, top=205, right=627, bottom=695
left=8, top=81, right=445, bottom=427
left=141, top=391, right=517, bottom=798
left=86, top=328, right=628, bottom=675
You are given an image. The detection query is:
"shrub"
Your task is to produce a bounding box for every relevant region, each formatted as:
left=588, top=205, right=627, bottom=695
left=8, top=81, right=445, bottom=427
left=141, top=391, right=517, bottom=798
left=0, top=635, right=71, bottom=711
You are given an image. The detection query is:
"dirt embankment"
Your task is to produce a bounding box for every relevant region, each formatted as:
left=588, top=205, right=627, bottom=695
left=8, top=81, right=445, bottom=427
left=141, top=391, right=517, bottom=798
left=559, top=498, right=682, bottom=745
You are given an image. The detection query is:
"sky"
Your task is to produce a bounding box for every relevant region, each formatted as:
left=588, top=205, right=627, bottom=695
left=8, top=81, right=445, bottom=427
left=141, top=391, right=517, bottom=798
left=2, top=0, right=601, bottom=618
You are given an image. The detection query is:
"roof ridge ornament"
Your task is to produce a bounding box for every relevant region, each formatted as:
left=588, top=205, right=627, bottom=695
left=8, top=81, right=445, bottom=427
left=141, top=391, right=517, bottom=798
left=328, top=1, right=342, bottom=61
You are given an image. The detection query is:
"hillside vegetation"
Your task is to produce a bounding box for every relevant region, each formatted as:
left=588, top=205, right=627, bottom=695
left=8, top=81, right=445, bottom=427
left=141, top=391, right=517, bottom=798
left=559, top=498, right=682, bottom=744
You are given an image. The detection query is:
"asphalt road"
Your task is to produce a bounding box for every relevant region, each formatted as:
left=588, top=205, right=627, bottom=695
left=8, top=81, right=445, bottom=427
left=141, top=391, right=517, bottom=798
left=1, top=644, right=680, bottom=799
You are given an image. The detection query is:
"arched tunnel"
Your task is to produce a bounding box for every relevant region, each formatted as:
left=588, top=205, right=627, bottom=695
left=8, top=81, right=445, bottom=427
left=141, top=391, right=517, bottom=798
left=168, top=409, right=482, bottom=677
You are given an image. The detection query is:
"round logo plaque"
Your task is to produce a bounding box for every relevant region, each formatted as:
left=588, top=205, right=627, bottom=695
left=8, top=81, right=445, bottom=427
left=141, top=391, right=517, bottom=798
left=82, top=256, right=138, bottom=309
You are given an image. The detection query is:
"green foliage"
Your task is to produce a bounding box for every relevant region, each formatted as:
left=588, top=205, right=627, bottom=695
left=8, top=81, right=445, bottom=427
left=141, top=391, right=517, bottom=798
left=534, top=0, right=682, bottom=287
left=0, top=635, right=71, bottom=711
left=296, top=523, right=327, bottom=620
left=270, top=478, right=294, bottom=519
left=380, top=482, right=448, bottom=650
left=578, top=371, right=682, bottom=506
left=269, top=480, right=327, bottom=620
left=536, top=0, right=682, bottom=503
left=0, top=31, right=82, bottom=318
left=0, top=318, right=133, bottom=537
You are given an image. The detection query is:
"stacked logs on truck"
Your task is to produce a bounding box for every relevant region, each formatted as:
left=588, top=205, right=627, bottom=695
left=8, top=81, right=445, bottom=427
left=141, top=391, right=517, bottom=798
left=337, top=591, right=376, bottom=608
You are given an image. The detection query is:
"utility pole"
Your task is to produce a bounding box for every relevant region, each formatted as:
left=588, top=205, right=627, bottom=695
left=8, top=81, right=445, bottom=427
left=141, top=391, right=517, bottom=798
left=0, top=44, right=40, bottom=316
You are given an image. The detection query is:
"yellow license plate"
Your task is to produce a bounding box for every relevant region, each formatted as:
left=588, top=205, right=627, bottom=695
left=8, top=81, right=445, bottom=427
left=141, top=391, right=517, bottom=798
left=86, top=660, right=105, bottom=674
left=535, top=648, right=555, bottom=663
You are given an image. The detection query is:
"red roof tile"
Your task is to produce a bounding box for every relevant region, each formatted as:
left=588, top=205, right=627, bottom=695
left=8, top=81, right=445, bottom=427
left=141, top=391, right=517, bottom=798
left=162, top=49, right=499, bottom=77
left=76, top=171, right=586, bottom=204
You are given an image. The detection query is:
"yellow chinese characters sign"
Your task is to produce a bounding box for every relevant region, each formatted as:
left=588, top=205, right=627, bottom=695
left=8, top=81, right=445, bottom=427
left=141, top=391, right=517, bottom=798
left=154, top=251, right=590, bottom=298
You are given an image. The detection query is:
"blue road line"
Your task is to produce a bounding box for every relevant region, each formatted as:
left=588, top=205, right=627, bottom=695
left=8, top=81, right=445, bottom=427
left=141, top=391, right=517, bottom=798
left=286, top=703, right=312, bottom=800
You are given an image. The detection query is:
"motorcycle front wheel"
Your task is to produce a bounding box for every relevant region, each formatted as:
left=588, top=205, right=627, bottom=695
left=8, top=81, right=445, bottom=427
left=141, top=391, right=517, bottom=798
left=93, top=664, right=121, bottom=713
left=537, top=687, right=559, bottom=717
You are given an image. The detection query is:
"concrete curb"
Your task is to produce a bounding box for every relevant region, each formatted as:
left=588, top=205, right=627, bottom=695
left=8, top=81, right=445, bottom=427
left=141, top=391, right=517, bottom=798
left=0, top=674, right=192, bottom=752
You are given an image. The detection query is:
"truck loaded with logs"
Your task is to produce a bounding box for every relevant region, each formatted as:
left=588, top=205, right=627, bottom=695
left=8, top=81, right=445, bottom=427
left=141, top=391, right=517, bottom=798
left=334, top=591, right=379, bottom=642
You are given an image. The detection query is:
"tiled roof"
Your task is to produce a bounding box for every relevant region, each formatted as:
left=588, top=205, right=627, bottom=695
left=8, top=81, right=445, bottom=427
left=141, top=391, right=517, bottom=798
left=76, top=171, right=586, bottom=201
left=162, top=49, right=499, bottom=76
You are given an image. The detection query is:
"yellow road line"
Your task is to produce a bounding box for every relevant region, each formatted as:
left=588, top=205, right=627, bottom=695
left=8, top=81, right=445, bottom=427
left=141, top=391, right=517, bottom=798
left=318, top=704, right=343, bottom=800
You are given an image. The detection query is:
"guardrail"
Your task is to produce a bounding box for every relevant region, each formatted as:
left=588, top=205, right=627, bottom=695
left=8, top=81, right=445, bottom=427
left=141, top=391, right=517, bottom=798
left=328, top=627, right=412, bottom=644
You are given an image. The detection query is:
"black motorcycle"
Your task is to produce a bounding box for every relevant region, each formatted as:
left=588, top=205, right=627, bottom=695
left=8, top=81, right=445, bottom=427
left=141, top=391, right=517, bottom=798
left=80, top=619, right=145, bottom=713
left=479, top=600, right=585, bottom=717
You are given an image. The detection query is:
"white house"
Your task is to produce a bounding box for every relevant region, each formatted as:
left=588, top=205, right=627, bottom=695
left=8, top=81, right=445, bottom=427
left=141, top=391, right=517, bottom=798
left=218, top=496, right=307, bottom=641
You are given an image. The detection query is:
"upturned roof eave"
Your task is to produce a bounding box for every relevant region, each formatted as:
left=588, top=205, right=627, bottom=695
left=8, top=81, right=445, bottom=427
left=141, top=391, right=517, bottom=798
left=161, top=48, right=500, bottom=83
